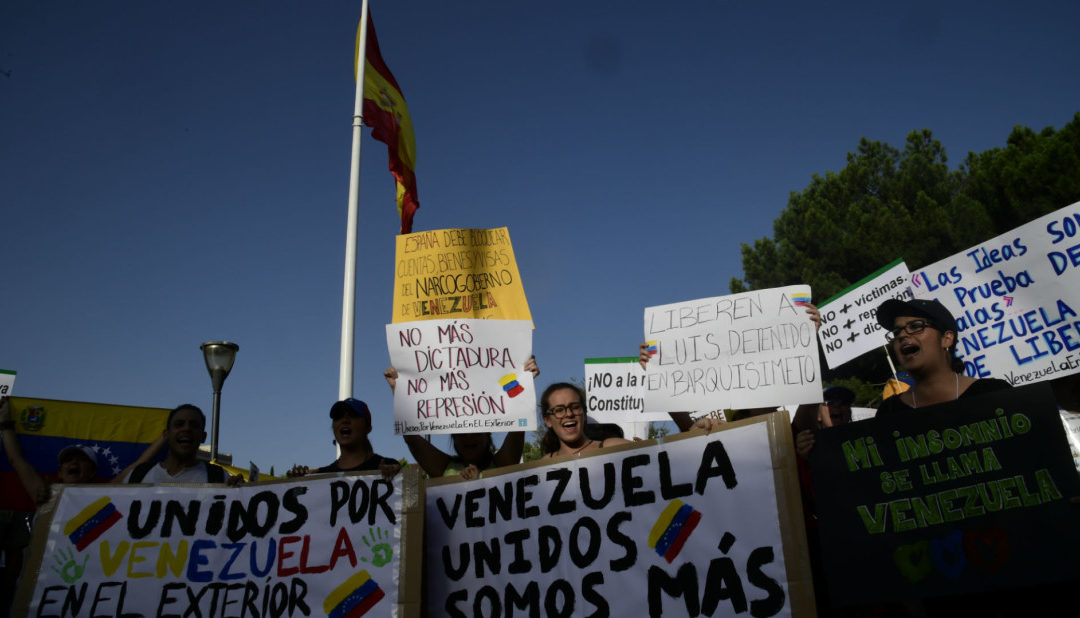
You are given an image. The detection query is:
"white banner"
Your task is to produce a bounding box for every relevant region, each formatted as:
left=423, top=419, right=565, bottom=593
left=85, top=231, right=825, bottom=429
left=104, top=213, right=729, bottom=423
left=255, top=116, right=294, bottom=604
left=817, top=260, right=912, bottom=368
left=425, top=420, right=806, bottom=617
left=22, top=474, right=417, bottom=617
left=584, top=357, right=669, bottom=423
left=910, top=201, right=1080, bottom=385
left=386, top=319, right=536, bottom=435
left=643, top=286, right=822, bottom=412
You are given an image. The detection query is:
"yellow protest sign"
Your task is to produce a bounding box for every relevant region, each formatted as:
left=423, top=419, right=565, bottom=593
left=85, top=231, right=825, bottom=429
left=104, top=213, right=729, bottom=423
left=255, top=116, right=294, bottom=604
left=392, top=227, right=532, bottom=322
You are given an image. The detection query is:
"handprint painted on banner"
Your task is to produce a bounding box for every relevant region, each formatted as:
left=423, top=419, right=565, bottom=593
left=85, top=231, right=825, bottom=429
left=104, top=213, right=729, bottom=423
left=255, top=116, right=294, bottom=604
left=359, top=527, right=393, bottom=568
left=51, top=547, right=89, bottom=583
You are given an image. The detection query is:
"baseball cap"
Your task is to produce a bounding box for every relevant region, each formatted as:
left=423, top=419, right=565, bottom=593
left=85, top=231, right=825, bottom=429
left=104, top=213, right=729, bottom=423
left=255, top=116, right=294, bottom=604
left=875, top=298, right=958, bottom=334
left=329, top=398, right=372, bottom=425
left=57, top=445, right=98, bottom=475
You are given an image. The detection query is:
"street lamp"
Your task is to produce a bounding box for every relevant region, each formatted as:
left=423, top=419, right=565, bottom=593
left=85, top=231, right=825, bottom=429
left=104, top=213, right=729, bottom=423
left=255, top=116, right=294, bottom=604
left=200, top=341, right=239, bottom=462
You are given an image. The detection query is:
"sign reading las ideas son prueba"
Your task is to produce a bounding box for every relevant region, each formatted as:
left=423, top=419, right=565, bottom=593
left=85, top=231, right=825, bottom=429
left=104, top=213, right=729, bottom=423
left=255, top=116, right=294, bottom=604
left=387, top=318, right=535, bottom=435
left=910, top=200, right=1080, bottom=385
left=21, top=474, right=416, bottom=618
left=643, top=285, right=822, bottom=412
left=425, top=420, right=810, bottom=617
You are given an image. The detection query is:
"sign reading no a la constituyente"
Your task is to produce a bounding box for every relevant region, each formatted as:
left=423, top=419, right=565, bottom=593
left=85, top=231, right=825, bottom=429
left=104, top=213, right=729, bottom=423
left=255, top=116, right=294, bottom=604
left=387, top=318, right=536, bottom=435
left=642, top=285, right=822, bottom=412
left=817, top=259, right=913, bottom=369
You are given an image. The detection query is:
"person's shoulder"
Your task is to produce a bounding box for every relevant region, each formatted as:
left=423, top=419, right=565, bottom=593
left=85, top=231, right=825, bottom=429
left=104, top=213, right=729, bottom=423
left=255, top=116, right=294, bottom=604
left=875, top=394, right=909, bottom=418
left=965, top=377, right=1013, bottom=396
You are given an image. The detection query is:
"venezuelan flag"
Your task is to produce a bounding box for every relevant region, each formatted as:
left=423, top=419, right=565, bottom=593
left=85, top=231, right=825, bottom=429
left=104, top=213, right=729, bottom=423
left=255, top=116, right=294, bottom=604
left=63, top=496, right=123, bottom=551
left=645, top=341, right=659, bottom=356
left=498, top=373, right=525, bottom=398
left=356, top=10, right=419, bottom=234
left=324, top=570, right=385, bottom=618
left=0, top=398, right=167, bottom=511
left=791, top=293, right=812, bottom=306
left=648, top=499, right=703, bottom=563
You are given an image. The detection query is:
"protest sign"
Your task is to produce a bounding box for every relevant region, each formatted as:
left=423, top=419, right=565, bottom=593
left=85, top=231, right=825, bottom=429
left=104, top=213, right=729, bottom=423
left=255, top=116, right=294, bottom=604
left=0, top=368, right=14, bottom=396
left=15, top=470, right=423, bottom=618
left=811, top=384, right=1080, bottom=605
left=909, top=200, right=1080, bottom=385
left=1062, top=411, right=1080, bottom=472
left=386, top=318, right=535, bottom=435
left=584, top=357, right=669, bottom=423
left=391, top=227, right=532, bottom=323
left=643, top=286, right=822, bottom=412
left=424, top=413, right=815, bottom=617
left=817, top=259, right=912, bottom=368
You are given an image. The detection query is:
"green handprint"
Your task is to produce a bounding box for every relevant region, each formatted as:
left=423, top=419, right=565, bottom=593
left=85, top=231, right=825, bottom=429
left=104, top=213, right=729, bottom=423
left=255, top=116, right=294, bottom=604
left=51, top=547, right=89, bottom=584
left=358, top=527, right=393, bottom=568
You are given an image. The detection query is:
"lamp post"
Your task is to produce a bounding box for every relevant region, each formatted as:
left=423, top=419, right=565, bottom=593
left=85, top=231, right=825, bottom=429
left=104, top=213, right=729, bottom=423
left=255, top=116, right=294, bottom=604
left=200, top=341, right=239, bottom=462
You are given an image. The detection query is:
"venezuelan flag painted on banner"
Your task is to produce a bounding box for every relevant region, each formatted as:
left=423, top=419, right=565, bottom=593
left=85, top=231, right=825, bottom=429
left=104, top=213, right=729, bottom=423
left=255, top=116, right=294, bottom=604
left=0, top=398, right=167, bottom=511
left=355, top=10, right=419, bottom=234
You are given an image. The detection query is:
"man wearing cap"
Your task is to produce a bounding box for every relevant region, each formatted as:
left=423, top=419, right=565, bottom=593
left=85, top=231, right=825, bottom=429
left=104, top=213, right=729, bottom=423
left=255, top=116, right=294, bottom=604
left=0, top=397, right=100, bottom=503
left=288, top=398, right=399, bottom=477
left=124, top=404, right=241, bottom=485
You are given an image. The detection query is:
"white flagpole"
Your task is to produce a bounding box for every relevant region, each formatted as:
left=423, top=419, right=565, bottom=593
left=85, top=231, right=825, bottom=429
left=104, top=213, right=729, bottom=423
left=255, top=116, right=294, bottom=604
left=340, top=0, right=371, bottom=400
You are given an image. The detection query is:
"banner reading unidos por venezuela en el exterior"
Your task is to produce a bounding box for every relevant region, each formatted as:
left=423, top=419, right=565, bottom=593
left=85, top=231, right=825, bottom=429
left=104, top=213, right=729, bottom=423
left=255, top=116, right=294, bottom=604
left=16, top=471, right=423, bottom=618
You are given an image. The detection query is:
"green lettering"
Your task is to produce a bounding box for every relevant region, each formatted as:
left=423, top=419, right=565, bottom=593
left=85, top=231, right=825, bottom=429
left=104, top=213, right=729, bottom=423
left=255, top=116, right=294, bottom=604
left=956, top=486, right=984, bottom=518
left=910, top=494, right=943, bottom=529
left=1035, top=468, right=1063, bottom=502
left=939, top=489, right=963, bottom=522
left=856, top=504, right=888, bottom=534
left=889, top=499, right=917, bottom=532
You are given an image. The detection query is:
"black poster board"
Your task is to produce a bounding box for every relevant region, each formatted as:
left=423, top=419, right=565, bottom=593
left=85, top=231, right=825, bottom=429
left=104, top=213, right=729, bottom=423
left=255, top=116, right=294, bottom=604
left=811, top=383, right=1080, bottom=606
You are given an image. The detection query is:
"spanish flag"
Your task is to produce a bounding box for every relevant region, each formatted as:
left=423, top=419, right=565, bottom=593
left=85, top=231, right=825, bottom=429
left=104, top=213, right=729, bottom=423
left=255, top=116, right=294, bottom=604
left=356, top=11, right=419, bottom=234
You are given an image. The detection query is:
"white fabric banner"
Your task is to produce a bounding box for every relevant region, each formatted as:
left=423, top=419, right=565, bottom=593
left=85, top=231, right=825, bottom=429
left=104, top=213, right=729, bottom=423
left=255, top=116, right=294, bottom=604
left=425, top=423, right=796, bottom=617
left=24, top=475, right=409, bottom=617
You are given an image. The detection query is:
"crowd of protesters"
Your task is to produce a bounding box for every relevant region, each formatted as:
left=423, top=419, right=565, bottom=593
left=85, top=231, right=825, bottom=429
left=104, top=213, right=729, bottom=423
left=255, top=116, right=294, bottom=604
left=2, top=295, right=1079, bottom=615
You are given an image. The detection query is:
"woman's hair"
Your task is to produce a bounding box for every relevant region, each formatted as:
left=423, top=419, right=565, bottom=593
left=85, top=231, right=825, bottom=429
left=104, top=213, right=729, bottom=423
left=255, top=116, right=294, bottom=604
left=939, top=327, right=965, bottom=374
left=540, top=382, right=586, bottom=454
left=449, top=433, right=495, bottom=469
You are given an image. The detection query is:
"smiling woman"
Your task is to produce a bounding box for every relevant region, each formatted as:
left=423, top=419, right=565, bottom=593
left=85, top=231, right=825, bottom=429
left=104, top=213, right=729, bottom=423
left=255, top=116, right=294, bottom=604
left=874, top=299, right=1011, bottom=418
left=540, top=383, right=630, bottom=459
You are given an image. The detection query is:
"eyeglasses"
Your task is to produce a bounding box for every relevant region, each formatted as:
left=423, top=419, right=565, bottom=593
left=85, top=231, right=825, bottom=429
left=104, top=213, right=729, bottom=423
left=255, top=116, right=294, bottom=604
left=885, top=319, right=935, bottom=342
left=545, top=402, right=583, bottom=418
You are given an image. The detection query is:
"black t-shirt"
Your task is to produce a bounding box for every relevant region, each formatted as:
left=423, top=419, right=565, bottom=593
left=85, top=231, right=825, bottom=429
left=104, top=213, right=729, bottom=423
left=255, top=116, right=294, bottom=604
left=875, top=377, right=1012, bottom=418
left=315, top=453, right=397, bottom=473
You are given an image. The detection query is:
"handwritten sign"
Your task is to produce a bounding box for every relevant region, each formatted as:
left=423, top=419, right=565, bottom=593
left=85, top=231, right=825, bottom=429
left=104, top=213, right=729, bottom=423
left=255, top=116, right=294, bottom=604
left=424, top=414, right=814, bottom=617
left=0, top=369, right=14, bottom=396
left=811, top=384, right=1080, bottom=605
left=16, top=471, right=423, bottom=617
left=386, top=318, right=536, bottom=435
left=391, top=227, right=532, bottom=323
left=910, top=200, right=1080, bottom=385
left=585, top=357, right=670, bottom=423
left=643, top=286, right=822, bottom=412
left=818, top=259, right=912, bottom=368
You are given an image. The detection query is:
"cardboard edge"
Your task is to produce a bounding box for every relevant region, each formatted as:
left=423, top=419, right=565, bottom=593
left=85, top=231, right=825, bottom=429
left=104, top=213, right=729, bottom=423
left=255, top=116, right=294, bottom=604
left=767, top=411, right=818, bottom=617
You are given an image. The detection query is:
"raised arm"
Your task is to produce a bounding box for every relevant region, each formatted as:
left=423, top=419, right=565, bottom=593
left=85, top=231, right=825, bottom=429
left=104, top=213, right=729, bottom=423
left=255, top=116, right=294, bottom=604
left=111, top=433, right=167, bottom=484
left=0, top=397, right=48, bottom=503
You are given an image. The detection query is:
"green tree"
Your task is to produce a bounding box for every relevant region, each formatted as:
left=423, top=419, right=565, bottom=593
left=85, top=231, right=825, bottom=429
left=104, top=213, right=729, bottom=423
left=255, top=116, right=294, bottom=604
left=731, top=113, right=1080, bottom=390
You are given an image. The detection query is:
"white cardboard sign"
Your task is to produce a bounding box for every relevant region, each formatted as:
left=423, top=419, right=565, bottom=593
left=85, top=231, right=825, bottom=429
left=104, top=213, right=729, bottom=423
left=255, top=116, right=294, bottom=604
left=386, top=318, right=536, bottom=435
left=642, top=286, right=822, bottom=412
left=817, top=260, right=912, bottom=368
left=910, top=201, right=1080, bottom=385
left=584, top=357, right=670, bottom=423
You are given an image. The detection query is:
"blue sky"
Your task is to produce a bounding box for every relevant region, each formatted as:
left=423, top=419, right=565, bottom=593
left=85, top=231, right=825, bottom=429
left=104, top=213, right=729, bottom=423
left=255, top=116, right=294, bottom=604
left=3, top=1, right=1079, bottom=470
